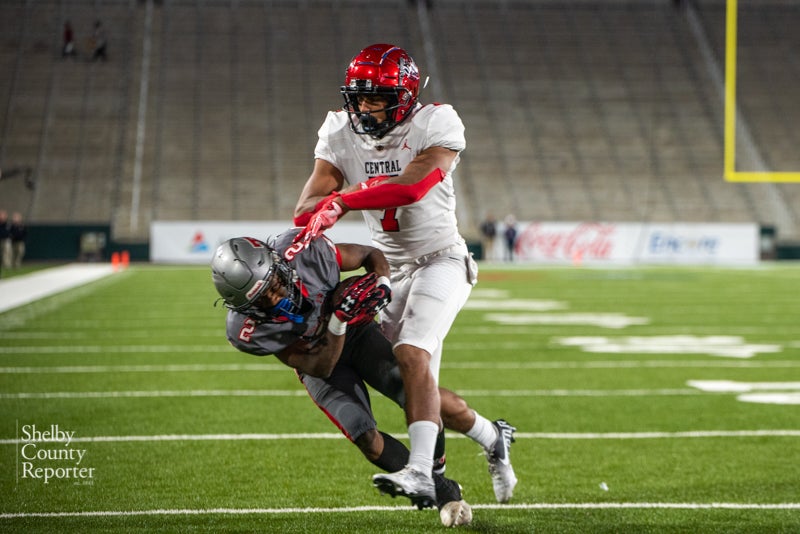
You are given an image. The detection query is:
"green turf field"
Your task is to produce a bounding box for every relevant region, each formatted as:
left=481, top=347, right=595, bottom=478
left=1, top=264, right=799, bottom=533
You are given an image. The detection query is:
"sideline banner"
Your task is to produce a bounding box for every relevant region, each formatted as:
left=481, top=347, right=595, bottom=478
left=150, top=221, right=372, bottom=264
left=492, top=222, right=759, bottom=265
left=153, top=221, right=759, bottom=265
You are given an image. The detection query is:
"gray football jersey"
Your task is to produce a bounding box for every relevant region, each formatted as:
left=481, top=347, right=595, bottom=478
left=225, top=229, right=340, bottom=356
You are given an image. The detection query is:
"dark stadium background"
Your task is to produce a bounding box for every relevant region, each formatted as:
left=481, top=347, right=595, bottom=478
left=1, top=0, right=798, bottom=262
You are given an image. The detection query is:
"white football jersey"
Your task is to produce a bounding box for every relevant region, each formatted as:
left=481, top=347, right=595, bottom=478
left=314, top=103, right=467, bottom=265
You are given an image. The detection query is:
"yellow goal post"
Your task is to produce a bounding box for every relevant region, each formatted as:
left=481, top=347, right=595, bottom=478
left=725, top=0, right=800, bottom=182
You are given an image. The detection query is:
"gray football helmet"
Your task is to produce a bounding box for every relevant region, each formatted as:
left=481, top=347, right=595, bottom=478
left=211, top=237, right=306, bottom=323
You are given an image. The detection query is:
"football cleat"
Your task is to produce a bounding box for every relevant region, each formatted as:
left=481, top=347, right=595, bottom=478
left=434, top=473, right=472, bottom=527
left=373, top=466, right=436, bottom=510
left=485, top=419, right=518, bottom=503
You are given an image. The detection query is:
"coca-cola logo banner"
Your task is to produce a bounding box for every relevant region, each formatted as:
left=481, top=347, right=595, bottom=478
left=494, top=222, right=758, bottom=265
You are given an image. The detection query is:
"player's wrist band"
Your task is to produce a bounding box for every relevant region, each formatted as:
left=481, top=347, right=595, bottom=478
left=377, top=276, right=391, bottom=289
left=328, top=316, right=347, bottom=336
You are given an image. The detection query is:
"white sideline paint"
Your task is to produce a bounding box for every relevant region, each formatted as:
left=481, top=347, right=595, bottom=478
left=2, top=429, right=799, bottom=445
left=1, top=502, right=799, bottom=519
left=0, top=264, right=116, bottom=313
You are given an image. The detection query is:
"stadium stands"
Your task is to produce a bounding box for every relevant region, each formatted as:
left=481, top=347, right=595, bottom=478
left=0, top=0, right=797, bottom=243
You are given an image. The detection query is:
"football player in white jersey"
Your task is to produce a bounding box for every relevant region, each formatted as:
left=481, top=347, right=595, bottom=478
left=292, top=44, right=517, bottom=505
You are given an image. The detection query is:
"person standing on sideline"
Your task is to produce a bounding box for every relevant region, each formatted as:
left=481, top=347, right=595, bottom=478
left=0, top=210, right=11, bottom=272
left=292, top=43, right=518, bottom=506
left=479, top=213, right=498, bottom=261
left=503, top=214, right=518, bottom=262
left=10, top=212, right=27, bottom=269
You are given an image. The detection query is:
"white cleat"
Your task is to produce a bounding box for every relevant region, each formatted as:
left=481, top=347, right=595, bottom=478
left=373, top=466, right=436, bottom=510
left=485, top=419, right=518, bottom=503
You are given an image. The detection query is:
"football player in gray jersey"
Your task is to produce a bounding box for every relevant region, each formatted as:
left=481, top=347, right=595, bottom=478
left=212, top=230, right=477, bottom=526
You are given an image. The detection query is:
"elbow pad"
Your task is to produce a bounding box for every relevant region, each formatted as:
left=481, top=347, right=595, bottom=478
left=340, top=168, right=445, bottom=210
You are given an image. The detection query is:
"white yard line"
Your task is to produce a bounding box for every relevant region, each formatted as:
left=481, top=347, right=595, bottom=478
left=2, top=429, right=799, bottom=445
left=0, top=364, right=288, bottom=373
left=0, top=346, right=235, bottom=354
left=1, top=360, right=799, bottom=373
left=0, top=390, right=310, bottom=399
left=1, top=502, right=799, bottom=519
left=0, top=388, right=707, bottom=400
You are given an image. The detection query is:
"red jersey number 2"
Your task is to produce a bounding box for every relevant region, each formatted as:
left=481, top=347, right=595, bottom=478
left=381, top=208, right=400, bottom=232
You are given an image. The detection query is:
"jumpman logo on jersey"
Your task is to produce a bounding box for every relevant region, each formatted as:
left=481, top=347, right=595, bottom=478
left=402, top=139, right=412, bottom=151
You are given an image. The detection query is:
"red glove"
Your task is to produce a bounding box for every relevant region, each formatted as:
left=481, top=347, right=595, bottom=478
left=293, top=177, right=387, bottom=226
left=347, top=278, right=391, bottom=326
left=332, top=273, right=392, bottom=326
left=289, top=176, right=388, bottom=257
left=293, top=191, right=342, bottom=226
left=290, top=198, right=344, bottom=256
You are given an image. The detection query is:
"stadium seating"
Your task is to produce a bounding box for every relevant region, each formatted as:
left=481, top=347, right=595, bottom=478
left=0, top=0, right=797, bottom=243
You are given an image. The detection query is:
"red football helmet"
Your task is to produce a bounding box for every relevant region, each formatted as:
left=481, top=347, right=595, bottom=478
left=341, top=43, right=420, bottom=138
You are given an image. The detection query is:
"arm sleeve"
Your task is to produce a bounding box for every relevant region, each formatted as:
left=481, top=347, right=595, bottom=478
left=339, top=168, right=445, bottom=210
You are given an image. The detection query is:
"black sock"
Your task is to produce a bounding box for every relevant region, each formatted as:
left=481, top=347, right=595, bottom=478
left=433, top=428, right=446, bottom=475
left=370, top=431, right=410, bottom=472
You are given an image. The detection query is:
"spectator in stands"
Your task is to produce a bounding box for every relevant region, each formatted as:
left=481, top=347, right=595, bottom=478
left=0, top=210, right=11, bottom=271
left=479, top=213, right=498, bottom=261
left=90, top=20, right=108, bottom=62
left=503, top=214, right=517, bottom=262
left=62, top=20, right=77, bottom=59
left=10, top=212, right=27, bottom=269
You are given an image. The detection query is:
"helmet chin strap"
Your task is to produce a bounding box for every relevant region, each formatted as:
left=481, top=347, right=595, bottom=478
left=270, top=298, right=305, bottom=324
